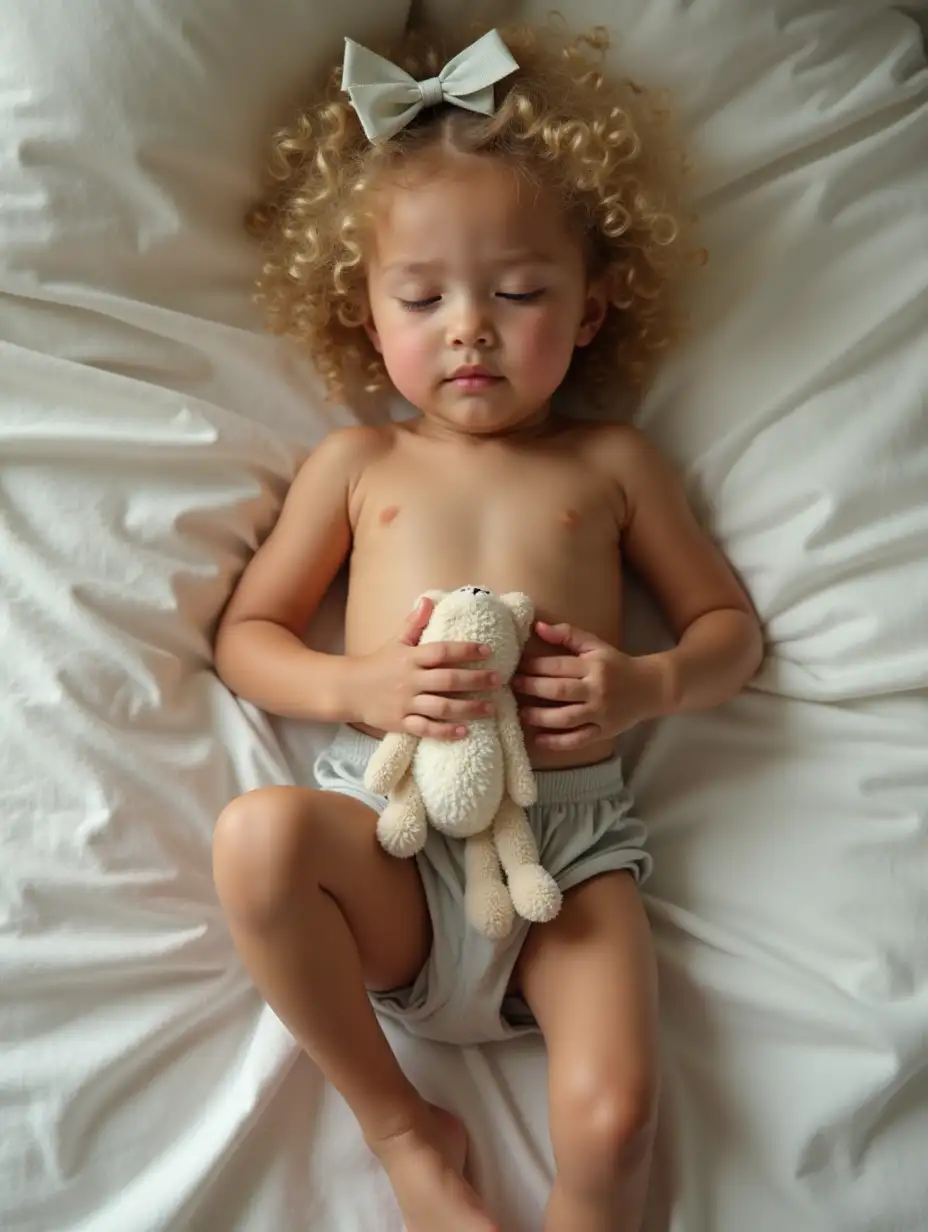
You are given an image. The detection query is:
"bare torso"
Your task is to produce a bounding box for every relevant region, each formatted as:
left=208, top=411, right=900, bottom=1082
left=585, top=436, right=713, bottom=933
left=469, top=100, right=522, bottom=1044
left=343, top=418, right=628, bottom=768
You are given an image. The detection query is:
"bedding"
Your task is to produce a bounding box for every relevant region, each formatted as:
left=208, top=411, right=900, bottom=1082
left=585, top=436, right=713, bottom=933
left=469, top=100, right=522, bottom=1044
left=1, top=2, right=927, bottom=1230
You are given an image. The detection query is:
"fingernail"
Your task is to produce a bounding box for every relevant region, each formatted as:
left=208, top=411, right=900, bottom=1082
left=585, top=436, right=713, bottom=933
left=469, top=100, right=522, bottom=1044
left=482, top=702, right=494, bottom=714
left=455, top=725, right=468, bottom=737
left=489, top=672, right=500, bottom=686
left=479, top=645, right=492, bottom=657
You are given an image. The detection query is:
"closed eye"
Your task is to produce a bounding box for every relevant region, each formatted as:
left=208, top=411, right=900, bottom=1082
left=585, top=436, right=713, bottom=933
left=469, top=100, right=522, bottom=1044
left=398, top=296, right=440, bottom=311
left=497, top=290, right=545, bottom=303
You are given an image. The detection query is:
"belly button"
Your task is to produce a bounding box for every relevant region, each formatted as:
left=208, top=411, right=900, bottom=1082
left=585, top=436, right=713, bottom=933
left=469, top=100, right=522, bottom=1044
left=379, top=505, right=400, bottom=526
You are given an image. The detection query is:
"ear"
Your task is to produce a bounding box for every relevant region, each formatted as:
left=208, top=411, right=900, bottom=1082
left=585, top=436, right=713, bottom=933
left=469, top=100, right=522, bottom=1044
left=575, top=276, right=609, bottom=348
left=500, top=592, right=534, bottom=644
left=363, top=314, right=383, bottom=355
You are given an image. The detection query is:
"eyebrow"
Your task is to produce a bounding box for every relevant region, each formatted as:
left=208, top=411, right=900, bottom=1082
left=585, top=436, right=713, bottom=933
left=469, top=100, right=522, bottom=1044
left=380, top=252, right=558, bottom=277
left=380, top=261, right=440, bottom=277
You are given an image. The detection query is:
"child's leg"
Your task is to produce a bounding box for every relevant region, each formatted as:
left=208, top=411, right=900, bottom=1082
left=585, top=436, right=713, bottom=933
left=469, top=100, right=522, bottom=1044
left=513, top=871, right=659, bottom=1232
left=213, top=786, right=498, bottom=1232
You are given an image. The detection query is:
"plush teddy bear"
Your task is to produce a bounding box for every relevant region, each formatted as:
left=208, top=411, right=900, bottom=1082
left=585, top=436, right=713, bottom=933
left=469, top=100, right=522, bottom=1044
left=364, top=586, right=563, bottom=940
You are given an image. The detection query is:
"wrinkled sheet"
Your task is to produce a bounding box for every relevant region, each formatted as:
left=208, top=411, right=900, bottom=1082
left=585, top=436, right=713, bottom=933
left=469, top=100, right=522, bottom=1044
left=2, top=2, right=927, bottom=1229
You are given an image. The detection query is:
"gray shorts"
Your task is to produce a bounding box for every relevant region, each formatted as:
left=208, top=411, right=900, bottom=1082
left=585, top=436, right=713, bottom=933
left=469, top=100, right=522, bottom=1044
left=314, top=726, right=652, bottom=1045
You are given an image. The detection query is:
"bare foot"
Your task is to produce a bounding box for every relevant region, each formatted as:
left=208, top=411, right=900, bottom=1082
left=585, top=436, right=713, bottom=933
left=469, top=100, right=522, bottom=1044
left=370, top=1103, right=498, bottom=1232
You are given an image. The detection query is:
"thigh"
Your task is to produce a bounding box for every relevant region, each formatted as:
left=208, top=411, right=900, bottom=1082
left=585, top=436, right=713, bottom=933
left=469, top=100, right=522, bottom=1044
left=214, top=785, right=431, bottom=993
left=513, top=871, right=659, bottom=1112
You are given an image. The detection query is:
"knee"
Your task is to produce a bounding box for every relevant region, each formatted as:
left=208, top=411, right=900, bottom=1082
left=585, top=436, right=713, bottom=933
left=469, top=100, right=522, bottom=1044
left=213, top=788, right=315, bottom=925
left=550, top=1067, right=658, bottom=1187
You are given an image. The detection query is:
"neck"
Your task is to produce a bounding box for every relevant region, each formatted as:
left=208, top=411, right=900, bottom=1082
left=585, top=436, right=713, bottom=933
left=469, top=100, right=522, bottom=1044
left=412, top=405, right=558, bottom=445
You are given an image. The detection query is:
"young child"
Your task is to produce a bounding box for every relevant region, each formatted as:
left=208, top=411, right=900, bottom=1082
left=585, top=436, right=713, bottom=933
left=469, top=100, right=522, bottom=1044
left=212, top=23, right=762, bottom=1232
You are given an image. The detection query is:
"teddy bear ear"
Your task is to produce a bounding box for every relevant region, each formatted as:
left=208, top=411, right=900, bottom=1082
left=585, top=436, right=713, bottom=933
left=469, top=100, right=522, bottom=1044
left=418, top=589, right=448, bottom=606
left=500, top=592, right=534, bottom=644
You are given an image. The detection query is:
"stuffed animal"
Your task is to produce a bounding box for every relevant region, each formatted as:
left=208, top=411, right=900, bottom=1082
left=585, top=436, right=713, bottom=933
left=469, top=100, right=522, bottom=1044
left=364, top=586, right=563, bottom=940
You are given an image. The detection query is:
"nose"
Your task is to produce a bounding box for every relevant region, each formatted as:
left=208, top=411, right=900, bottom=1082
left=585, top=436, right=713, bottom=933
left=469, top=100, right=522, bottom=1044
left=447, top=296, right=495, bottom=349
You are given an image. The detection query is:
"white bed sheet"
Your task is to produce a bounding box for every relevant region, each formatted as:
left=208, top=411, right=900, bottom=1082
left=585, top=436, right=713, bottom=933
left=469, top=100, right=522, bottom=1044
left=2, top=2, right=927, bottom=1230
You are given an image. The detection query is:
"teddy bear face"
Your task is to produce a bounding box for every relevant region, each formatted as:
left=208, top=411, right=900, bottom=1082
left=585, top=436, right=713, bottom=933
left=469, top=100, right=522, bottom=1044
left=419, top=587, right=531, bottom=681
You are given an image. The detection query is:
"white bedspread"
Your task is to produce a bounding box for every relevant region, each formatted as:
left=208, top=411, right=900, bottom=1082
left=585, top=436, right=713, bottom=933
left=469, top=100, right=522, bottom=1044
left=2, top=2, right=927, bottom=1230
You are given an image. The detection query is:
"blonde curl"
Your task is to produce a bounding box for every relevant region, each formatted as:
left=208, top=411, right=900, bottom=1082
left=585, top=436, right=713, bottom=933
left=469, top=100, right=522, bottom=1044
left=249, top=22, right=701, bottom=407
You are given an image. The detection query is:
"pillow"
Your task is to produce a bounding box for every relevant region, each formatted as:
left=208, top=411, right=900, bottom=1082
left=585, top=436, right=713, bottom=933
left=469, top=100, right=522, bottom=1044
left=2, top=2, right=927, bottom=1230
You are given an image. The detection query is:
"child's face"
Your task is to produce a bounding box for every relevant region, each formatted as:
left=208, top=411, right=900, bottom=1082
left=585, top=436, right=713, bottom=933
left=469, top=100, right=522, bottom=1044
left=364, top=154, right=607, bottom=435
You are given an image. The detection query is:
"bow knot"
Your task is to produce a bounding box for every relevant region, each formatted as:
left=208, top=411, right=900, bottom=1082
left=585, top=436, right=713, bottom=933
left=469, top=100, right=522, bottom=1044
left=417, top=76, right=445, bottom=109
left=342, top=29, right=519, bottom=143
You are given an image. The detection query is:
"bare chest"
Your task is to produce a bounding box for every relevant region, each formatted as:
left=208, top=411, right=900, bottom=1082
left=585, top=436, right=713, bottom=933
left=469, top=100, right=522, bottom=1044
left=353, top=449, right=621, bottom=560
left=344, top=447, right=625, bottom=650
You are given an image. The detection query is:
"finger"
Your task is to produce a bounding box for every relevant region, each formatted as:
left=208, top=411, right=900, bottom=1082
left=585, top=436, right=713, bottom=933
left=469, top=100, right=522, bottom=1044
left=398, top=597, right=435, bottom=646
left=414, top=641, right=492, bottom=668
left=520, top=704, right=590, bottom=730
left=412, top=694, right=494, bottom=722
left=403, top=715, right=468, bottom=741
left=517, top=656, right=586, bottom=679
left=534, top=621, right=606, bottom=655
left=512, top=675, right=586, bottom=702
left=531, top=725, right=601, bottom=751
left=421, top=667, right=500, bottom=693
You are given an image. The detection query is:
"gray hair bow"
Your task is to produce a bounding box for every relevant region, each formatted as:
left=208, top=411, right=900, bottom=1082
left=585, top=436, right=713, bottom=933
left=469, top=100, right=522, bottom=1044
left=342, top=29, right=519, bottom=143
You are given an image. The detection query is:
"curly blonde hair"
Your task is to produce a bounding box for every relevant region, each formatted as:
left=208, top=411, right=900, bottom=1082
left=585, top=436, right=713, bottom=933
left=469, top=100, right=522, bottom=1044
left=250, top=21, right=698, bottom=406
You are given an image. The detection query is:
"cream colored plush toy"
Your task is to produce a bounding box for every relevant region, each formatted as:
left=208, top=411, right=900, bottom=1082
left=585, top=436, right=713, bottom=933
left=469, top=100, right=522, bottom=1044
left=364, top=587, right=563, bottom=940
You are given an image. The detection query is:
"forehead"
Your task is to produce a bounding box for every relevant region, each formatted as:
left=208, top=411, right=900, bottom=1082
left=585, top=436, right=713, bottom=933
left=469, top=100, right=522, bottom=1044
left=369, top=154, right=576, bottom=266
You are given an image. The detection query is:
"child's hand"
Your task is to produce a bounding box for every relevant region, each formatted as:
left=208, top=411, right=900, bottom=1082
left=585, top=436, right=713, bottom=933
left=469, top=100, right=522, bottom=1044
left=349, top=597, right=500, bottom=740
left=513, top=620, right=667, bottom=752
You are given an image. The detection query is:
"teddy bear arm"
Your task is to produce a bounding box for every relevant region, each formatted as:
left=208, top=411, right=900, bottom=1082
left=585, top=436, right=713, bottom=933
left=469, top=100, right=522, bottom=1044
left=496, top=687, right=537, bottom=808
left=363, top=731, right=418, bottom=795
left=376, top=771, right=428, bottom=858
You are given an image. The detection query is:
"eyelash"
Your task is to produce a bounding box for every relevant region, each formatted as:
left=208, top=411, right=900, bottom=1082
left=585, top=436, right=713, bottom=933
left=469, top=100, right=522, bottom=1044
left=499, top=290, right=545, bottom=303
left=397, top=290, right=546, bottom=312
left=398, top=297, right=440, bottom=312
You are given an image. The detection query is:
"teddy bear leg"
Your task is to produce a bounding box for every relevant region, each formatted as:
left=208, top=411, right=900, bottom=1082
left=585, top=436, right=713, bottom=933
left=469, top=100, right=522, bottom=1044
left=464, top=831, right=515, bottom=941
left=494, top=797, right=563, bottom=924
left=376, top=772, right=428, bottom=858
left=364, top=731, right=418, bottom=795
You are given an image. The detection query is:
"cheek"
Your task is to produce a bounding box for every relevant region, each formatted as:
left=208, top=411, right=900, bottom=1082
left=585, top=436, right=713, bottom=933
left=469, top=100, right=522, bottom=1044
left=510, top=310, right=577, bottom=382
left=374, top=316, right=435, bottom=400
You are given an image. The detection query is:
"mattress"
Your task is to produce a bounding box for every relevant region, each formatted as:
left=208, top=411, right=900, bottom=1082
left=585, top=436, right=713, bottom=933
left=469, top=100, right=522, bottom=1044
left=1, top=2, right=927, bottom=1230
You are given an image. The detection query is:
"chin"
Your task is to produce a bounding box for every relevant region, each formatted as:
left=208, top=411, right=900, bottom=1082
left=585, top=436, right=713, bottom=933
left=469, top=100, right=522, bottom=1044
left=437, top=397, right=545, bottom=435
left=450, top=411, right=534, bottom=436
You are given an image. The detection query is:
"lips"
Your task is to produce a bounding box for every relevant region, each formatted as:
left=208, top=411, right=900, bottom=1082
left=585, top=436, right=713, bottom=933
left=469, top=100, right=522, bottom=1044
left=447, top=366, right=501, bottom=387
left=451, top=365, right=495, bottom=379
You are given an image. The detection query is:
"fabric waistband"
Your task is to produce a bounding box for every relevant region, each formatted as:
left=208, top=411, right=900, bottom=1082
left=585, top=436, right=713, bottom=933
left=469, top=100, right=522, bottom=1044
left=325, top=726, right=626, bottom=806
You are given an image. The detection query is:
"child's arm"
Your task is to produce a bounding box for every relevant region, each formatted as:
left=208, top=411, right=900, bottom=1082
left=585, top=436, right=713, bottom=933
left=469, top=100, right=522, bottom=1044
left=214, top=427, right=497, bottom=736
left=515, top=428, right=763, bottom=750
left=213, top=427, right=370, bottom=723
left=616, top=428, right=763, bottom=715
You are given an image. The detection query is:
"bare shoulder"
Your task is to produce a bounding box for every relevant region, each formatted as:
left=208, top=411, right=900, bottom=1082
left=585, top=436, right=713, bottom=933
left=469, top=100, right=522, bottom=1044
left=300, top=422, right=395, bottom=477
left=286, top=423, right=396, bottom=503
left=572, top=420, right=668, bottom=473
left=570, top=420, right=680, bottom=517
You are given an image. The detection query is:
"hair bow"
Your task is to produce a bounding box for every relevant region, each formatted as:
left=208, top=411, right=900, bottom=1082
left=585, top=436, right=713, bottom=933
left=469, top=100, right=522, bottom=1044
left=342, top=29, right=519, bottom=143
